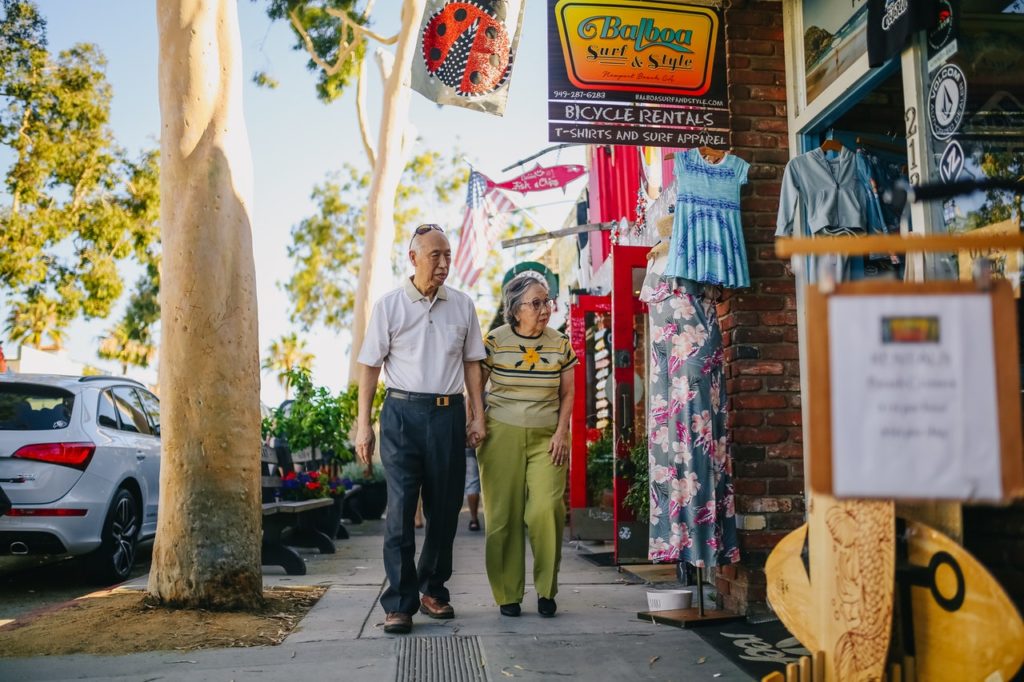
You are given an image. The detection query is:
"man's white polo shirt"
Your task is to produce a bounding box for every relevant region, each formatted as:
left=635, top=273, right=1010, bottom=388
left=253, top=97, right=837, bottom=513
left=357, top=277, right=486, bottom=395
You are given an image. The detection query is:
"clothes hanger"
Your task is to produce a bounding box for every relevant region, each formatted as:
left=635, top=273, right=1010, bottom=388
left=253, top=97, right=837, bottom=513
left=820, top=138, right=844, bottom=153
left=820, top=128, right=844, bottom=154
left=698, top=146, right=727, bottom=163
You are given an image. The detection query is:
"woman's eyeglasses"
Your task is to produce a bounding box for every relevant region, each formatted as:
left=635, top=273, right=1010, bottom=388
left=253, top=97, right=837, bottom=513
left=520, top=298, right=554, bottom=312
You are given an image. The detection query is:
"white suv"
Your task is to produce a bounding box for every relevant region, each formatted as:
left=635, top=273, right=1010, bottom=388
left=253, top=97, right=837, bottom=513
left=0, top=374, right=161, bottom=583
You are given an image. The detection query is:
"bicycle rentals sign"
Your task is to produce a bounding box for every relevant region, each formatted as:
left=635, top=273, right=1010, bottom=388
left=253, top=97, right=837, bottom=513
left=547, top=0, right=729, bottom=148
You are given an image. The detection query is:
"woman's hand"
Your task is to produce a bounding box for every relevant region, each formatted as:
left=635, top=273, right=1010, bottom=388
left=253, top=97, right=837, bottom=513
left=548, top=428, right=570, bottom=466
left=467, top=417, right=486, bottom=448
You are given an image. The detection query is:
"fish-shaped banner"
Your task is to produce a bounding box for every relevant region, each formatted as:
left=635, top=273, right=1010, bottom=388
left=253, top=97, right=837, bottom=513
left=488, top=164, right=587, bottom=193
left=411, top=0, right=526, bottom=116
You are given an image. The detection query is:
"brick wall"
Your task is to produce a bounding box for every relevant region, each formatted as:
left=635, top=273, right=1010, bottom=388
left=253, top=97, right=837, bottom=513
left=716, top=1, right=802, bottom=616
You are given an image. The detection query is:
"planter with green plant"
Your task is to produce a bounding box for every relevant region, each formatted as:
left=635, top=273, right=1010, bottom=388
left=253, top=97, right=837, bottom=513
left=263, top=370, right=388, bottom=520
left=623, top=436, right=649, bottom=521
left=340, top=461, right=388, bottom=520
left=261, top=369, right=356, bottom=467
left=585, top=427, right=614, bottom=509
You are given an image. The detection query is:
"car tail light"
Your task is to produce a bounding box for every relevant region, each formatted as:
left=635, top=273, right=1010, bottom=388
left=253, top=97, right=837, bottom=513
left=6, top=508, right=88, bottom=516
left=12, top=442, right=96, bottom=470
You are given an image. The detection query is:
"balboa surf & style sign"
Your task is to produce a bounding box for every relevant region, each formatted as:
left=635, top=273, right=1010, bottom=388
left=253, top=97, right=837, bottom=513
left=547, top=0, right=729, bottom=148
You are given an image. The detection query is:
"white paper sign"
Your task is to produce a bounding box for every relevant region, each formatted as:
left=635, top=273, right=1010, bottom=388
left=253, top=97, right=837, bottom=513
left=829, top=294, right=1002, bottom=500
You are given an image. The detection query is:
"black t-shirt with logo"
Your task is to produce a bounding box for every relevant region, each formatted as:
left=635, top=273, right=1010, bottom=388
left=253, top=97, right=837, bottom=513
left=868, top=0, right=938, bottom=67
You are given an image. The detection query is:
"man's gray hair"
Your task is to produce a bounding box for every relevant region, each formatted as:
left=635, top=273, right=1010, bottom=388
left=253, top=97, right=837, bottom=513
left=503, top=274, right=549, bottom=328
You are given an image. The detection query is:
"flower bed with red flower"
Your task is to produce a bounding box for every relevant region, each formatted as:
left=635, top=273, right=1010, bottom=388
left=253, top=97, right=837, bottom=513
left=328, top=475, right=354, bottom=497
left=281, top=469, right=353, bottom=501
left=281, top=470, right=329, bottom=501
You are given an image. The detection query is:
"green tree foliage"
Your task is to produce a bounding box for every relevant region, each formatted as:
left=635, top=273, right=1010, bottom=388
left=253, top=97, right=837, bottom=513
left=97, top=319, right=155, bottom=374
left=283, top=150, right=469, bottom=332
left=963, top=151, right=1024, bottom=231
left=4, top=294, right=61, bottom=349
left=0, top=1, right=160, bottom=351
left=262, top=332, right=315, bottom=399
left=263, top=0, right=368, bottom=102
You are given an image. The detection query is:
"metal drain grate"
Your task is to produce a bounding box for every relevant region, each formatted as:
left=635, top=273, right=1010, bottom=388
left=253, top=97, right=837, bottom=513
left=396, top=636, right=486, bottom=682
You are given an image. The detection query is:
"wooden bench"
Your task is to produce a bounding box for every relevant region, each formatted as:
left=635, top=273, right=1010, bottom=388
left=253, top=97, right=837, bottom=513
left=260, top=443, right=334, bottom=576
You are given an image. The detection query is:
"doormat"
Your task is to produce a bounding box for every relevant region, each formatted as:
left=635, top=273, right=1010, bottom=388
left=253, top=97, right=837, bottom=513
left=577, top=552, right=616, bottom=567
left=690, top=618, right=810, bottom=679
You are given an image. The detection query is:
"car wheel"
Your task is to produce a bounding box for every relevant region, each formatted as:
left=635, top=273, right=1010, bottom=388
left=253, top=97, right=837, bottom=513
left=87, top=487, right=141, bottom=585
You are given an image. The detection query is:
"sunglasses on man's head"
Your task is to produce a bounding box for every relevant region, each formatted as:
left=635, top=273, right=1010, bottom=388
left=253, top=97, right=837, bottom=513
left=409, top=224, right=444, bottom=248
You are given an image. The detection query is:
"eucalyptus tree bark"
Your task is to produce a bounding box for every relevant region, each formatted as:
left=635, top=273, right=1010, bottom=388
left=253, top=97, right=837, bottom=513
left=148, top=0, right=262, bottom=608
left=347, top=0, right=424, bottom=383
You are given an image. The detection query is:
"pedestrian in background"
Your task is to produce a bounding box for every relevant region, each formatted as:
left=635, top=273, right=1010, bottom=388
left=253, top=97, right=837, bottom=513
left=478, top=274, right=576, bottom=618
left=465, top=446, right=481, bottom=531
left=355, top=224, right=487, bottom=635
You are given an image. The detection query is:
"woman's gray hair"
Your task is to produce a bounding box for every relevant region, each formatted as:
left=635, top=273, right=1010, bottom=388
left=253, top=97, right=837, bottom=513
left=502, top=274, right=549, bottom=328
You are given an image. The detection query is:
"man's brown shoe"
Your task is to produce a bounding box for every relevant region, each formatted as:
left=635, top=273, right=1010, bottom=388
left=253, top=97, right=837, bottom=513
left=419, top=595, right=455, bottom=619
left=383, top=612, right=412, bottom=634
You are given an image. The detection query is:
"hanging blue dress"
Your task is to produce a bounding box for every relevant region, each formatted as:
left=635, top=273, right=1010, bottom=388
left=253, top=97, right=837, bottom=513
left=665, top=149, right=751, bottom=289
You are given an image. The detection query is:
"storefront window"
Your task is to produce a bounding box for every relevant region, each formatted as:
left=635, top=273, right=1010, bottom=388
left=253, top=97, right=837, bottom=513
left=929, top=5, right=1024, bottom=286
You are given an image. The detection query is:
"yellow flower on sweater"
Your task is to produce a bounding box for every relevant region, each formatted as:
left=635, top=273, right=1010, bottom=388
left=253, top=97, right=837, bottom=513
left=515, top=345, right=547, bottom=370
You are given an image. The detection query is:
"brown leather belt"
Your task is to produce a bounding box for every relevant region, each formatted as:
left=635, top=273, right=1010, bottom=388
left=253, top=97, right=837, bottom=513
left=386, top=389, right=463, bottom=407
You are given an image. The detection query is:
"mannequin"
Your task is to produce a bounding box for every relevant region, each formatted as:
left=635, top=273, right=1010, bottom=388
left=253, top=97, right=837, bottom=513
left=647, top=216, right=672, bottom=264
left=639, top=212, right=739, bottom=574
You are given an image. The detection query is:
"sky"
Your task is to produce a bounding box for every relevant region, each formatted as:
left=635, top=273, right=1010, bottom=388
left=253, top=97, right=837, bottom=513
left=18, top=0, right=587, bottom=408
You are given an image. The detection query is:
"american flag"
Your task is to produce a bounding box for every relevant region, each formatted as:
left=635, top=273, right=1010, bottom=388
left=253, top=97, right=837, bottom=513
left=453, top=170, right=516, bottom=288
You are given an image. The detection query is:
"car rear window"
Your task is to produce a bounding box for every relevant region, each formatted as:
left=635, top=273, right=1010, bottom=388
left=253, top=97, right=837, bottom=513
left=0, top=383, right=75, bottom=431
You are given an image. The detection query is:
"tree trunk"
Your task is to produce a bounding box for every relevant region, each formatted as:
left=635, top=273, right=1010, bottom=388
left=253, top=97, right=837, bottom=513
left=148, top=0, right=262, bottom=608
left=347, top=0, right=424, bottom=383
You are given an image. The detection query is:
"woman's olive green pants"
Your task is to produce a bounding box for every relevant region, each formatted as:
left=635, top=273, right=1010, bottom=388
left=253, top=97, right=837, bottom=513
left=477, top=418, right=567, bottom=605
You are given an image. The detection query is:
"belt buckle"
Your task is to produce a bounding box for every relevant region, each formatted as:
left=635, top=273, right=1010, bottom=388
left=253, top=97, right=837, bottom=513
left=436, top=396, right=449, bottom=407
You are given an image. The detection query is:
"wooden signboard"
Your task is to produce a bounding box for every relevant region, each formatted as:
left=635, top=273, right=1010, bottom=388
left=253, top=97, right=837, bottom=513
left=805, top=279, right=1024, bottom=501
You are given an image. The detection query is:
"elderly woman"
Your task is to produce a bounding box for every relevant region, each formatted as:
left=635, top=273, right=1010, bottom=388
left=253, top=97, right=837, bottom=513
left=478, top=274, right=576, bottom=618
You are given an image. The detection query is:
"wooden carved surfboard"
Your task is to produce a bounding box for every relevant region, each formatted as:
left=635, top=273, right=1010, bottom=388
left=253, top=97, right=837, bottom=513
left=901, top=519, right=1024, bottom=681
left=768, top=514, right=1024, bottom=681
left=810, top=496, right=894, bottom=682
left=766, top=495, right=895, bottom=682
left=765, top=522, right=820, bottom=654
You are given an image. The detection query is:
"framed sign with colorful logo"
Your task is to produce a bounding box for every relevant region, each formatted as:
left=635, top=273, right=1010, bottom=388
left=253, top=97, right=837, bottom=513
left=547, top=0, right=729, bottom=148
left=805, top=279, right=1024, bottom=502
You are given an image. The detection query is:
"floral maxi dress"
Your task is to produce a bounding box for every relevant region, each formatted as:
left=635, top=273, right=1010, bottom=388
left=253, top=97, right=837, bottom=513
left=640, top=271, right=740, bottom=568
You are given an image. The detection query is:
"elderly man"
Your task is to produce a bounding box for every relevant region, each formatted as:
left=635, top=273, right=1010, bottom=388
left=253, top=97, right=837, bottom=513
left=355, top=224, right=486, bottom=635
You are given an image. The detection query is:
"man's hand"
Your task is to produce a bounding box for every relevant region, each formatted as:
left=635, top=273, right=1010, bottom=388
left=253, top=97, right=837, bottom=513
left=549, top=428, right=570, bottom=466
left=355, top=422, right=376, bottom=476
left=466, top=417, right=486, bottom=449
left=355, top=363, right=382, bottom=477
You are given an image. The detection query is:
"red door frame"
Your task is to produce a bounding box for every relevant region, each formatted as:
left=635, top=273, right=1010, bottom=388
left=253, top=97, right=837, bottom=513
left=567, top=293, right=611, bottom=512
left=610, top=244, right=650, bottom=563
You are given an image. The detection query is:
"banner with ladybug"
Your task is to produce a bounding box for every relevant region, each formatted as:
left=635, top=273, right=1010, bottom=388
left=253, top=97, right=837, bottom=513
left=412, top=0, right=527, bottom=116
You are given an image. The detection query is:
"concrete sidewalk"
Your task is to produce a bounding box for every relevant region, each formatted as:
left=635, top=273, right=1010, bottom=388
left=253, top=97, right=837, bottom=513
left=0, top=513, right=753, bottom=681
